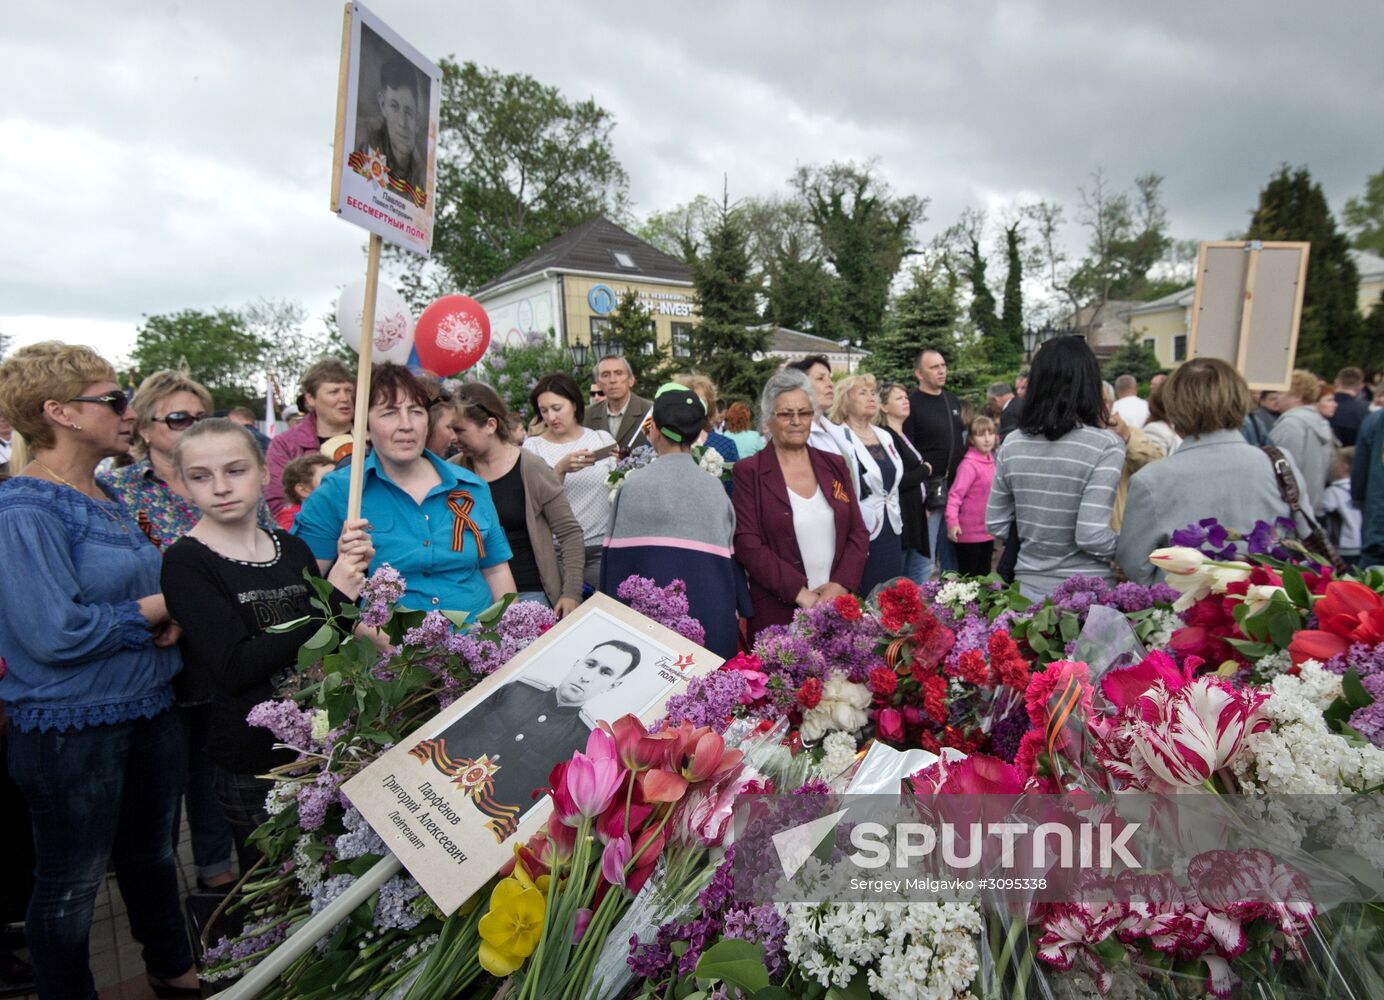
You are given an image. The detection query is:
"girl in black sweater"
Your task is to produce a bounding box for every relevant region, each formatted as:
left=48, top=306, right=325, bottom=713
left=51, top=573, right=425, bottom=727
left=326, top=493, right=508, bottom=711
left=160, top=419, right=372, bottom=871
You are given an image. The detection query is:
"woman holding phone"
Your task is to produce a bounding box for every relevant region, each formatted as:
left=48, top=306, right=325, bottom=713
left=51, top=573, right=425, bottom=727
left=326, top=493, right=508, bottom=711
left=521, top=373, right=618, bottom=588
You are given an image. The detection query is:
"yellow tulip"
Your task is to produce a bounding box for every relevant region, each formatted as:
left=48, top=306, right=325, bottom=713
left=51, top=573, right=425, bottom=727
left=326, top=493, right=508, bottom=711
left=477, top=877, right=546, bottom=977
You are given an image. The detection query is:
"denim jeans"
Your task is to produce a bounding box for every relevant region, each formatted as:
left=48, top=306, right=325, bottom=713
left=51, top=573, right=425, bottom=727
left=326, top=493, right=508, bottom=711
left=178, top=703, right=234, bottom=881
left=902, top=547, right=932, bottom=587
left=8, top=710, right=194, bottom=999
left=212, top=766, right=273, bottom=876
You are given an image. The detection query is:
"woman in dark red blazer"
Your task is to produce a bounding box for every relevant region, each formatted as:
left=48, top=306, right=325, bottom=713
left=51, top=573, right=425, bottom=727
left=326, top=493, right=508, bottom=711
left=733, top=370, right=869, bottom=642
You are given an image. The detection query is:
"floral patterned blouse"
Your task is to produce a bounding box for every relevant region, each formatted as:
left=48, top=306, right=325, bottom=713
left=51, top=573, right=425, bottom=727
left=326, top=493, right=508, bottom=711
left=100, top=458, right=274, bottom=550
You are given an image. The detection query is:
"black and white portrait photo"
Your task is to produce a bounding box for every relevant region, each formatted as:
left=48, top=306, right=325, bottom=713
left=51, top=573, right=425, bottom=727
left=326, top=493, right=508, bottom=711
left=408, top=607, right=676, bottom=841
left=352, top=23, right=429, bottom=200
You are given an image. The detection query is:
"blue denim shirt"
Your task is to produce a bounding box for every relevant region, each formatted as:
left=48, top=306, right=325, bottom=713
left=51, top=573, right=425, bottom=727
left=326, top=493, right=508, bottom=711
left=0, top=477, right=180, bottom=732
left=293, top=450, right=512, bottom=615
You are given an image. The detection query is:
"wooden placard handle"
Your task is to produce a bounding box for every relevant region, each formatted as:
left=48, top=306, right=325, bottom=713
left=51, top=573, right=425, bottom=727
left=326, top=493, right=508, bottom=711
left=346, top=233, right=382, bottom=521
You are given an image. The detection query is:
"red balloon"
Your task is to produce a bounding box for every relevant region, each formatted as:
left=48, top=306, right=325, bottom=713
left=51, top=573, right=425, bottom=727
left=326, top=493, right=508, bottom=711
left=413, top=295, right=491, bottom=376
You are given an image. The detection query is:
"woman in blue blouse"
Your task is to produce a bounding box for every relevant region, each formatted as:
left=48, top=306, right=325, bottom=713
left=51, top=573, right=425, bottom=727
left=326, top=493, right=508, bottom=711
left=295, top=364, right=517, bottom=615
left=0, top=343, right=198, bottom=999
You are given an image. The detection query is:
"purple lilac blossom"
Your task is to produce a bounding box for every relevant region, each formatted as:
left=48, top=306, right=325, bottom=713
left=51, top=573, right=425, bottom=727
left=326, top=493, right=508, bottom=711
left=660, top=670, right=748, bottom=733
left=989, top=701, right=1030, bottom=763
left=721, top=904, right=788, bottom=977
left=359, top=564, right=406, bottom=627
left=1322, top=642, right=1384, bottom=678
left=246, top=700, right=313, bottom=747
left=615, top=576, right=706, bottom=645
left=402, top=611, right=452, bottom=648
left=203, top=917, right=290, bottom=966
left=296, top=772, right=340, bottom=831
left=373, top=876, right=425, bottom=931
left=790, top=602, right=884, bottom=682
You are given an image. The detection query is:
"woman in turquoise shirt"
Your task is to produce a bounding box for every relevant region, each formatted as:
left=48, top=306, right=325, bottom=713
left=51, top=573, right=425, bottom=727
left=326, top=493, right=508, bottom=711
left=294, top=364, right=516, bottom=614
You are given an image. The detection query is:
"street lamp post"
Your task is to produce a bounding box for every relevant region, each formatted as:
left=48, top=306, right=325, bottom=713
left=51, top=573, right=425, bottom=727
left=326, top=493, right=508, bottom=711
left=568, top=340, right=589, bottom=374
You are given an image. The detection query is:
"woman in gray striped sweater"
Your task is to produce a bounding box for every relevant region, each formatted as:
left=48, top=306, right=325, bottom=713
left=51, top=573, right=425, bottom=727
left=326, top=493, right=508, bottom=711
left=985, top=337, right=1125, bottom=600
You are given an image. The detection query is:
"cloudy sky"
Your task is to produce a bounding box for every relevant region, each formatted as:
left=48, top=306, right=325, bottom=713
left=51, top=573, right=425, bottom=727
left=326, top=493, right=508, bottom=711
left=4, top=0, right=1380, bottom=362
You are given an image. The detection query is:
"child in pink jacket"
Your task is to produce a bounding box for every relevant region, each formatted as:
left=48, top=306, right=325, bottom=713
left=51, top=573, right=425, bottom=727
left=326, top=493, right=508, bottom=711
left=945, top=415, right=997, bottom=576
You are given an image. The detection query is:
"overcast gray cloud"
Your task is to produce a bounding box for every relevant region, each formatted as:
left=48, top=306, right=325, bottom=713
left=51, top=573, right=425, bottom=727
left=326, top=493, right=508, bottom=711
left=4, top=0, right=1381, bottom=360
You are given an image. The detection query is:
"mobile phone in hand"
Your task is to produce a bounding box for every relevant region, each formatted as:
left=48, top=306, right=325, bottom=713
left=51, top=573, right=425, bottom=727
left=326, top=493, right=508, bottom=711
left=589, top=443, right=618, bottom=461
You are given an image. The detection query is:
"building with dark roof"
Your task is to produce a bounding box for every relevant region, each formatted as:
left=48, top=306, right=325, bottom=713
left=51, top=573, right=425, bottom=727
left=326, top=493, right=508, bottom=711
left=753, top=325, right=870, bottom=374
left=471, top=216, right=698, bottom=360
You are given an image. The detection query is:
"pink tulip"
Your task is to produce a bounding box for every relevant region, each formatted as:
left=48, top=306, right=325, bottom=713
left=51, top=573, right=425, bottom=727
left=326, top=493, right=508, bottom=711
left=600, top=833, right=631, bottom=887
left=563, top=749, right=624, bottom=820
left=572, top=907, right=593, bottom=944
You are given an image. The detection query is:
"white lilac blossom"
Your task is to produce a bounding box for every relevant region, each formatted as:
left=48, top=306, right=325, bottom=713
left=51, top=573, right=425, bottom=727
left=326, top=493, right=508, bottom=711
left=935, top=580, right=981, bottom=615
left=782, top=896, right=982, bottom=1000
left=799, top=673, right=872, bottom=742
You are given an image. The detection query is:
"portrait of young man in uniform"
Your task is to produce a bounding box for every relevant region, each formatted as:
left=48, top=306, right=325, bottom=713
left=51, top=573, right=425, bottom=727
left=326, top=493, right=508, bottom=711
left=409, top=639, right=642, bottom=841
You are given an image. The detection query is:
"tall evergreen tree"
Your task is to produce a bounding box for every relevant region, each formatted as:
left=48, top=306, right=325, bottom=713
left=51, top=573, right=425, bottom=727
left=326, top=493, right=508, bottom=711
left=1343, top=166, right=1384, bottom=256
left=999, top=222, right=1025, bottom=365
left=684, top=194, right=776, bottom=401
left=862, top=265, right=959, bottom=386
left=1247, top=165, right=1362, bottom=374
left=965, top=235, right=1000, bottom=344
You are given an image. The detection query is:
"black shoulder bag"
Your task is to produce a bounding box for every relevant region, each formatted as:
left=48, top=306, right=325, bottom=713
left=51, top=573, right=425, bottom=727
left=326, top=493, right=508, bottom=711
left=924, top=392, right=958, bottom=511
left=1261, top=446, right=1350, bottom=576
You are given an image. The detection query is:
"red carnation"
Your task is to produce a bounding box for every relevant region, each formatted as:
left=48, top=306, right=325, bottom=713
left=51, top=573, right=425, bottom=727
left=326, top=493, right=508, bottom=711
left=796, top=677, right=823, bottom=710
left=957, top=649, right=989, bottom=686
left=920, top=670, right=948, bottom=724
left=878, top=579, right=923, bottom=632
left=868, top=666, right=899, bottom=698
left=834, top=595, right=863, bottom=622
left=918, top=730, right=942, bottom=754
left=986, top=630, right=1031, bottom=691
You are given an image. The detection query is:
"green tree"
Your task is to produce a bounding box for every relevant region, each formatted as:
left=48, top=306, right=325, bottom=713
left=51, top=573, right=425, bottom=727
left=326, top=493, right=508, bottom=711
left=683, top=195, right=776, bottom=401
left=1343, top=167, right=1384, bottom=255
left=1247, top=165, right=1362, bottom=374
left=742, top=196, right=843, bottom=334
left=131, top=309, right=268, bottom=409
left=1031, top=170, right=1172, bottom=336
left=241, top=299, right=352, bottom=405
left=472, top=332, right=571, bottom=422
left=999, top=221, right=1025, bottom=365
left=862, top=264, right=960, bottom=387
left=792, top=161, right=927, bottom=347
left=1101, top=333, right=1164, bottom=385
left=602, top=287, right=673, bottom=388
left=394, top=60, right=629, bottom=294
left=1361, top=293, right=1384, bottom=365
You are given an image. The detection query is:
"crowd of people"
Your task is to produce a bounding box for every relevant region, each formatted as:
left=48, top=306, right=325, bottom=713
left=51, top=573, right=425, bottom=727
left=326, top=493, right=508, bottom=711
left=1, top=336, right=1383, bottom=997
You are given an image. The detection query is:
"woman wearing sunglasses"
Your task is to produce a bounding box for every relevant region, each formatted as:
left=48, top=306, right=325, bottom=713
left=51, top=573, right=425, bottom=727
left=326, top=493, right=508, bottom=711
left=0, top=342, right=200, bottom=998
left=100, top=369, right=247, bottom=897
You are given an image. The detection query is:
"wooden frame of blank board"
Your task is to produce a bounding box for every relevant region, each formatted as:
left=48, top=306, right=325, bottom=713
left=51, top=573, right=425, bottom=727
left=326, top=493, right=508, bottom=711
left=1186, top=240, right=1310, bottom=392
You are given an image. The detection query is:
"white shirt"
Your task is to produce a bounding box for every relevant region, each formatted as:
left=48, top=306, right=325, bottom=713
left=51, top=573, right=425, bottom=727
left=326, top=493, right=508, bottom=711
left=1111, top=395, right=1150, bottom=429
left=522, top=428, right=617, bottom=544
left=789, top=486, right=837, bottom=589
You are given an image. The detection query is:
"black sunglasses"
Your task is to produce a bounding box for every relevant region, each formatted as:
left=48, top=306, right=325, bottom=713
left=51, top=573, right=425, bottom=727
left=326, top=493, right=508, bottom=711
left=149, top=411, right=207, bottom=431
left=67, top=390, right=129, bottom=415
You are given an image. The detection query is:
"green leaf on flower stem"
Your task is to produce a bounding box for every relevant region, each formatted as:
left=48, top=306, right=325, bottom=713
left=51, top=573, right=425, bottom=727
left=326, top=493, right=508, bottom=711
left=1224, top=637, right=1275, bottom=658
left=1282, top=564, right=1311, bottom=608
left=441, top=610, right=470, bottom=628
left=1028, top=633, right=1050, bottom=655
left=1343, top=669, right=1373, bottom=708
left=1266, top=606, right=1297, bottom=650
left=694, top=939, right=770, bottom=993
left=267, top=615, right=312, bottom=634
left=752, top=989, right=794, bottom=1000
left=303, top=623, right=335, bottom=651
left=1059, top=613, right=1079, bottom=643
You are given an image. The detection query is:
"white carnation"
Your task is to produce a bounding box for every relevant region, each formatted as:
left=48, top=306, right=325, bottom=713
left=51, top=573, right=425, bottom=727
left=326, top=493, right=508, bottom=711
left=819, top=730, right=860, bottom=779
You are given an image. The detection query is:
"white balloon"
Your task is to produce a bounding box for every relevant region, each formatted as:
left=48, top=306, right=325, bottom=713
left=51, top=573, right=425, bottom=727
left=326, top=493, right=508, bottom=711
left=335, top=281, right=415, bottom=364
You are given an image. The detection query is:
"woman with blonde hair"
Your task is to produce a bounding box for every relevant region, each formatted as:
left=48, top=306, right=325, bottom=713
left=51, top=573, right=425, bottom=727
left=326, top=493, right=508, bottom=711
left=827, top=372, right=904, bottom=592
left=1117, top=357, right=1308, bottom=583
left=0, top=342, right=198, bottom=998
left=674, top=372, right=742, bottom=467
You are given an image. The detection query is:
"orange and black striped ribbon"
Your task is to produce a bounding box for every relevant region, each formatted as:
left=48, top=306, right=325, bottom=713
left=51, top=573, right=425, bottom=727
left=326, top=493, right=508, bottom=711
left=410, top=737, right=520, bottom=843
left=1045, top=676, right=1084, bottom=767
left=347, top=151, right=428, bottom=208
left=883, top=635, right=912, bottom=671
left=446, top=490, right=486, bottom=558
left=136, top=510, right=160, bottom=548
